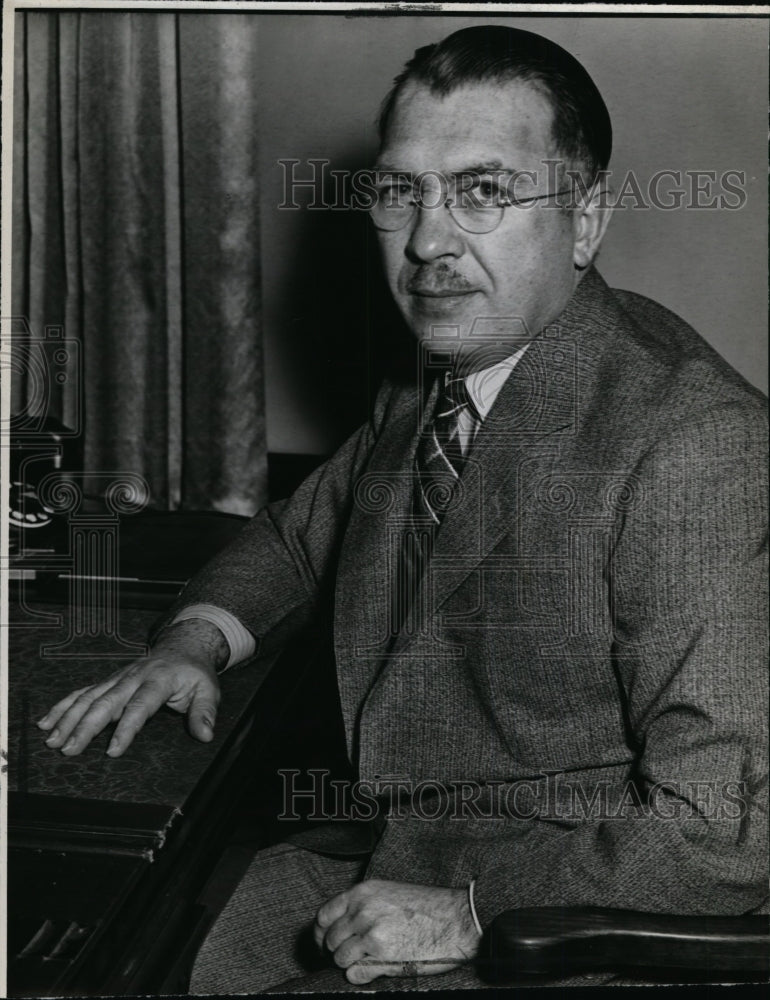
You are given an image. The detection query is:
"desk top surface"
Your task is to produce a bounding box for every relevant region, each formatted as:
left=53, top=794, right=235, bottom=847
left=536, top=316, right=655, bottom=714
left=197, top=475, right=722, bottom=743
left=8, top=601, right=273, bottom=844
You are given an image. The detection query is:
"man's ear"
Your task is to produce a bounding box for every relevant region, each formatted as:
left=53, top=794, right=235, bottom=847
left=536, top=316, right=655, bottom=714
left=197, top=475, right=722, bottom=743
left=572, top=182, right=612, bottom=270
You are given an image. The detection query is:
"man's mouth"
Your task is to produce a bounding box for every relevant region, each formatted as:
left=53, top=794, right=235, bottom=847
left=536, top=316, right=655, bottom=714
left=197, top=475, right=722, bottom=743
left=405, top=266, right=477, bottom=300
left=408, top=287, right=477, bottom=298
left=406, top=276, right=478, bottom=298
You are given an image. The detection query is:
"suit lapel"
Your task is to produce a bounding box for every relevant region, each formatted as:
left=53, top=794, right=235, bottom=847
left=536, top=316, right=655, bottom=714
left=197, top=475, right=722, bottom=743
left=333, top=379, right=427, bottom=751
left=384, top=314, right=585, bottom=657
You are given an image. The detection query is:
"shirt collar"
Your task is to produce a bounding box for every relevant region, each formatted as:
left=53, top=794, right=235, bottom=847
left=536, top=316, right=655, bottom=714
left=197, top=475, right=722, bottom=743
left=463, top=343, right=530, bottom=420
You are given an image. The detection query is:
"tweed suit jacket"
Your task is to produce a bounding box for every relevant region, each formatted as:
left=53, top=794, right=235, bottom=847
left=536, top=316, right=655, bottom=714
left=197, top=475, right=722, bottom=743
left=171, top=268, right=768, bottom=925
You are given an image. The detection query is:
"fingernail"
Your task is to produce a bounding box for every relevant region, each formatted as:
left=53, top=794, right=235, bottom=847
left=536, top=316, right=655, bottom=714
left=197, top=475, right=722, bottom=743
left=37, top=716, right=50, bottom=728
left=45, top=729, right=60, bottom=745
left=106, top=739, right=120, bottom=756
left=62, top=738, right=76, bottom=753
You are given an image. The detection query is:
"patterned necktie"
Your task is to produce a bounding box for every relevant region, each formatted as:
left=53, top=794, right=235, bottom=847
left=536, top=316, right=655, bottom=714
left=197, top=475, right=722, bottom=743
left=393, top=372, right=478, bottom=636
left=414, top=371, right=477, bottom=523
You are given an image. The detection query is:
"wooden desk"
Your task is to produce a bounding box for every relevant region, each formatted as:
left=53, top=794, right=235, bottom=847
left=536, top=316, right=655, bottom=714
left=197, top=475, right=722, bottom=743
left=6, top=600, right=283, bottom=996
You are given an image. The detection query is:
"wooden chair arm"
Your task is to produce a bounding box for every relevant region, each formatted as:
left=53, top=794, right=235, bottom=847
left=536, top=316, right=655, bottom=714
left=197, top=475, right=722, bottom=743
left=484, top=907, right=769, bottom=980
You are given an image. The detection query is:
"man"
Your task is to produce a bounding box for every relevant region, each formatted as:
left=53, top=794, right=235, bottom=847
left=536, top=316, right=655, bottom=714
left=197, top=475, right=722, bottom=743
left=38, top=26, right=767, bottom=992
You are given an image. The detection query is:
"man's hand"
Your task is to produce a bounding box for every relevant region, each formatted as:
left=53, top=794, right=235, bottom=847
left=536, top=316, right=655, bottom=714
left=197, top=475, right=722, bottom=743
left=313, top=879, right=482, bottom=985
left=36, top=619, right=226, bottom=757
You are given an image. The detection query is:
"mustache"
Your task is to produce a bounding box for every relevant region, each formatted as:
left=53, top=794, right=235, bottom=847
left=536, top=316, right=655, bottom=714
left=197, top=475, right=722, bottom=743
left=405, top=265, right=475, bottom=295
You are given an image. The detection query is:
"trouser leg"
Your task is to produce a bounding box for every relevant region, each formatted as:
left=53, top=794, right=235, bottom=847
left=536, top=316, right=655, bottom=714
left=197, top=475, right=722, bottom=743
left=189, top=842, right=366, bottom=994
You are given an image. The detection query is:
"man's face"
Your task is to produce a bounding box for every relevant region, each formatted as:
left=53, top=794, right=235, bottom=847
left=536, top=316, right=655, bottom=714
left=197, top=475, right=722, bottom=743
left=375, top=79, right=582, bottom=360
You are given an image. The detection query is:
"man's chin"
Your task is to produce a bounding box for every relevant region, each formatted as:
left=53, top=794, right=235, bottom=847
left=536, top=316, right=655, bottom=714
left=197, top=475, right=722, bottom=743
left=407, top=312, right=482, bottom=350
left=404, top=295, right=480, bottom=341
left=407, top=334, right=531, bottom=380
left=409, top=315, right=534, bottom=359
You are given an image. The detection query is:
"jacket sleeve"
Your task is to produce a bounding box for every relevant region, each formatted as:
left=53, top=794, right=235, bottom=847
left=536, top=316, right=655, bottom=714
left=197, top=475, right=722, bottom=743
left=154, top=381, right=395, bottom=652
left=472, top=400, right=769, bottom=923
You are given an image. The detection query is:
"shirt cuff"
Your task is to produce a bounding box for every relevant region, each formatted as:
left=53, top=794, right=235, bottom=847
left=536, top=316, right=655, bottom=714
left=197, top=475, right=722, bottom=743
left=170, top=604, right=257, bottom=671
left=468, top=878, right=484, bottom=936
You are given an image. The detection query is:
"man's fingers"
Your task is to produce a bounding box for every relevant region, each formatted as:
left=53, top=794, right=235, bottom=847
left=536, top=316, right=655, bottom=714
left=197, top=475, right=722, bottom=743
left=187, top=684, right=220, bottom=743
left=56, top=670, right=169, bottom=756
left=346, top=960, right=384, bottom=985
left=330, top=931, right=367, bottom=969
left=105, top=679, right=173, bottom=756
left=43, top=681, right=122, bottom=749
left=346, top=958, right=458, bottom=985
left=37, top=686, right=91, bottom=730
left=56, top=691, right=128, bottom=755
left=323, top=916, right=359, bottom=955
left=316, top=891, right=350, bottom=931
left=40, top=656, right=221, bottom=757
left=39, top=673, right=123, bottom=737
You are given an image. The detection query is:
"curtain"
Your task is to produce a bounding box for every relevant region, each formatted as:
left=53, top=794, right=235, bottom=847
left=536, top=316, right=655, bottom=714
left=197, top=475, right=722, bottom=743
left=12, top=11, right=266, bottom=515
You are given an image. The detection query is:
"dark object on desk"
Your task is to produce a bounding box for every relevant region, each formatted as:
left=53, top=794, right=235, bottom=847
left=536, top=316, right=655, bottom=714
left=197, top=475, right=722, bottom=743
left=11, top=452, right=322, bottom=599
left=8, top=418, right=82, bottom=557
left=118, top=509, right=249, bottom=585
left=484, top=906, right=770, bottom=983
left=11, top=446, right=318, bottom=578
left=12, top=506, right=248, bottom=613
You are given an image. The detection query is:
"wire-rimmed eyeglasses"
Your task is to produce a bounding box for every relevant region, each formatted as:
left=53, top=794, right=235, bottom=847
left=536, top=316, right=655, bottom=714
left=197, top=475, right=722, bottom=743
left=369, top=171, right=573, bottom=235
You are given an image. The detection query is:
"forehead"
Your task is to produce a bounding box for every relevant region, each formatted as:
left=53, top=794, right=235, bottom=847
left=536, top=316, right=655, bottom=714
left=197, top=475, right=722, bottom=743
left=378, top=79, right=556, bottom=172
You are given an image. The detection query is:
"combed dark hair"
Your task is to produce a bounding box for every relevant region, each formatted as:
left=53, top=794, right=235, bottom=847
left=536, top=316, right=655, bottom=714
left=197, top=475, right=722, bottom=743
left=378, top=25, right=612, bottom=181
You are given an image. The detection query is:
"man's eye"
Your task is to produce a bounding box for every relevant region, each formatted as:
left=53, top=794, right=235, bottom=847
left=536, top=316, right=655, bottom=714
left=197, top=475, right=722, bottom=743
left=455, top=176, right=504, bottom=208
left=376, top=183, right=413, bottom=206
left=473, top=178, right=504, bottom=204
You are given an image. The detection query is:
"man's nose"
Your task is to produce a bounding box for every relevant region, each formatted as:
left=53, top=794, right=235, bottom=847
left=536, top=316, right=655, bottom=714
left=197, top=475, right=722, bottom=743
left=405, top=203, right=466, bottom=263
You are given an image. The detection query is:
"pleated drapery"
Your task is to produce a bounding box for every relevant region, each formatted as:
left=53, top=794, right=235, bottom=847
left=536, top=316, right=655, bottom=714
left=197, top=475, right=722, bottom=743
left=12, top=11, right=266, bottom=514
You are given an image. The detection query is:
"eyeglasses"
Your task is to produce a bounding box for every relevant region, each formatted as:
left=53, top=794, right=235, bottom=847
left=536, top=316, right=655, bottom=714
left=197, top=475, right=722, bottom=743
left=369, top=172, right=573, bottom=235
